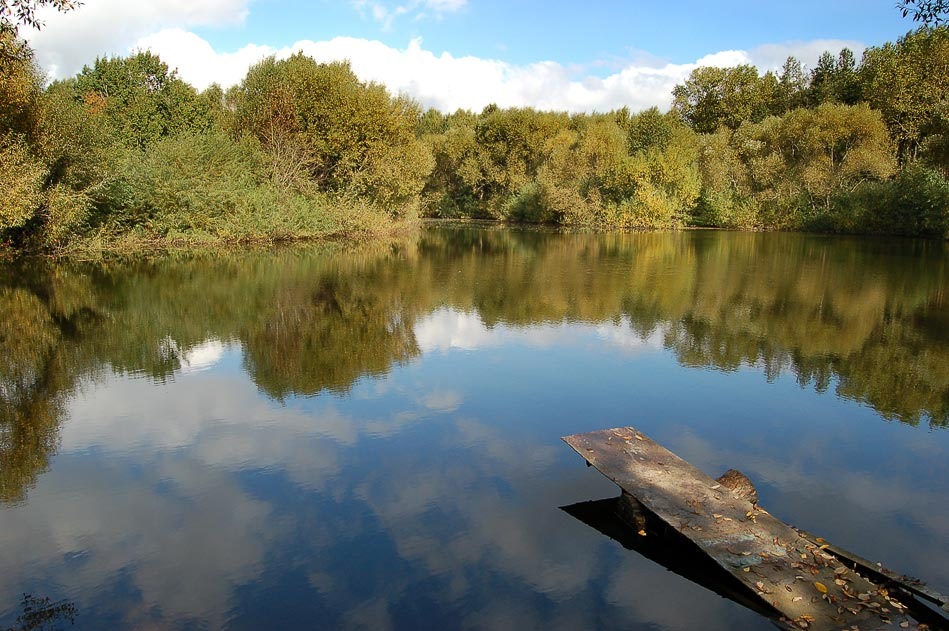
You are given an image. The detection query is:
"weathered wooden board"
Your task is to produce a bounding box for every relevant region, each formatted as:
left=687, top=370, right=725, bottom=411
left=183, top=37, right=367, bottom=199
left=563, top=427, right=922, bottom=631
left=794, top=527, right=949, bottom=612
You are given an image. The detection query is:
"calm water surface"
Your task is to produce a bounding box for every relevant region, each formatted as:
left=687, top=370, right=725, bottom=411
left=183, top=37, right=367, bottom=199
left=1, top=226, right=948, bottom=630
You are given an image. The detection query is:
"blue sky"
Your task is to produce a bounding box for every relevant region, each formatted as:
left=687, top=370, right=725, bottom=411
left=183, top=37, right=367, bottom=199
left=26, top=0, right=918, bottom=112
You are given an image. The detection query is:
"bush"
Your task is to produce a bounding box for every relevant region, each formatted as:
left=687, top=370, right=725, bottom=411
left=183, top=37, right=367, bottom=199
left=0, top=134, right=45, bottom=235
left=504, top=182, right=551, bottom=223
left=825, top=166, right=949, bottom=237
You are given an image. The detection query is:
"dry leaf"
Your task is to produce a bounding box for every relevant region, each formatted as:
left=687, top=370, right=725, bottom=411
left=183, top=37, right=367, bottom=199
left=814, top=582, right=828, bottom=594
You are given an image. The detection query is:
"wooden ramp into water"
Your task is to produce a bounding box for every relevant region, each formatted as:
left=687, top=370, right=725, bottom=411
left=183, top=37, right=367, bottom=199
left=563, top=427, right=930, bottom=631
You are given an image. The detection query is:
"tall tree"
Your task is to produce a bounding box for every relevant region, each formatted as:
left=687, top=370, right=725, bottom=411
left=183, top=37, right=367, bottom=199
left=859, top=27, right=949, bottom=162
left=807, top=48, right=862, bottom=106
left=672, top=65, right=767, bottom=133
left=72, top=51, right=212, bottom=150
left=231, top=55, right=433, bottom=214
left=777, top=56, right=808, bottom=113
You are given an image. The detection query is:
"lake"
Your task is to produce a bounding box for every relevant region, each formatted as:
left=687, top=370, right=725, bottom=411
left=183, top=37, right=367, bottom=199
left=1, top=225, right=947, bottom=630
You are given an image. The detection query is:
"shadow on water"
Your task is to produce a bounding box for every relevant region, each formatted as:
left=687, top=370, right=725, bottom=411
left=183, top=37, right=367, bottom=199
left=562, top=496, right=781, bottom=622
left=562, top=495, right=949, bottom=631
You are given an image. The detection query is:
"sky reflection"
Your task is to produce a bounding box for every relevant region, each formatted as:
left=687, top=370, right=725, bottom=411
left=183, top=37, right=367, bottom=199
left=1, top=227, right=947, bottom=629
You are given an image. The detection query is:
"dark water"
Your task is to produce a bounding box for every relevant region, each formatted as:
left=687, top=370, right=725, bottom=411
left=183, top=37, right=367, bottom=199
left=1, top=226, right=948, bottom=630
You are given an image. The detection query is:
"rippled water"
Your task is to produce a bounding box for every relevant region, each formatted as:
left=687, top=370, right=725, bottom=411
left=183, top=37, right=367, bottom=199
left=1, top=226, right=947, bottom=630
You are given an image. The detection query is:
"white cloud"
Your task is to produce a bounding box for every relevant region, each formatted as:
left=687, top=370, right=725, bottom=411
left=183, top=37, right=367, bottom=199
left=25, top=0, right=253, bottom=78
left=132, top=33, right=865, bottom=113
left=131, top=32, right=728, bottom=111
left=27, top=8, right=863, bottom=114
left=178, top=338, right=226, bottom=374
left=135, top=28, right=274, bottom=89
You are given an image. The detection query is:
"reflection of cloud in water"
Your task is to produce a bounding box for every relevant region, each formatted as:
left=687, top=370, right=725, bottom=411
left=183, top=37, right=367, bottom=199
left=62, top=369, right=361, bottom=453
left=3, top=341, right=862, bottom=630
left=179, top=338, right=227, bottom=374
left=415, top=308, right=665, bottom=355
left=419, top=390, right=463, bottom=413
left=0, top=456, right=274, bottom=629
left=0, top=356, right=779, bottom=629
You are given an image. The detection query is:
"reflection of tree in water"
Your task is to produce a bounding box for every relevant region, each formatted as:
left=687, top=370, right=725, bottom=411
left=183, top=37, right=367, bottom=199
left=0, top=289, right=69, bottom=503
left=1, top=229, right=947, bottom=503
left=241, top=273, right=420, bottom=398
left=419, top=228, right=949, bottom=427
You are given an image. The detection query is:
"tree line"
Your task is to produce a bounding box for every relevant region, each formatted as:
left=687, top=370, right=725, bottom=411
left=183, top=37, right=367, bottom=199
left=420, top=28, right=949, bottom=236
left=0, top=23, right=948, bottom=252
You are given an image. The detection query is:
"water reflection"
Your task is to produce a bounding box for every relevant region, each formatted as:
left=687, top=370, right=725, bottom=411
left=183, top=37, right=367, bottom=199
left=0, top=227, right=947, bottom=629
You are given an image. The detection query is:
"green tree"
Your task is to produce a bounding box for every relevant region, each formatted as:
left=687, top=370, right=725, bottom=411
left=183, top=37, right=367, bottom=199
left=777, top=56, right=808, bottom=113
left=72, top=51, right=213, bottom=150
left=231, top=55, right=432, bottom=216
left=672, top=64, right=768, bottom=133
left=420, top=109, right=480, bottom=217
left=807, top=48, right=861, bottom=106
left=695, top=104, right=896, bottom=229
left=859, top=27, right=949, bottom=162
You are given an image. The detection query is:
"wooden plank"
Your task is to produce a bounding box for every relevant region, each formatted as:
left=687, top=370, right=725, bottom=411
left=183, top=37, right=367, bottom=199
left=563, top=427, right=923, bottom=631
left=794, top=527, right=949, bottom=611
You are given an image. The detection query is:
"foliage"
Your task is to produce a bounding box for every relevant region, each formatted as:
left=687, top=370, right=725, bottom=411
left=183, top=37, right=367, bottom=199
left=825, top=165, right=949, bottom=237
left=1, top=25, right=948, bottom=251
left=859, top=27, right=949, bottom=163
left=0, top=31, right=41, bottom=137
left=230, top=55, right=432, bottom=218
left=672, top=65, right=773, bottom=133
left=898, top=0, right=949, bottom=24
left=0, top=0, right=78, bottom=32
left=101, top=131, right=395, bottom=246
left=807, top=49, right=861, bottom=106
left=71, top=51, right=213, bottom=150
left=694, top=104, right=896, bottom=229
left=0, top=134, right=45, bottom=233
